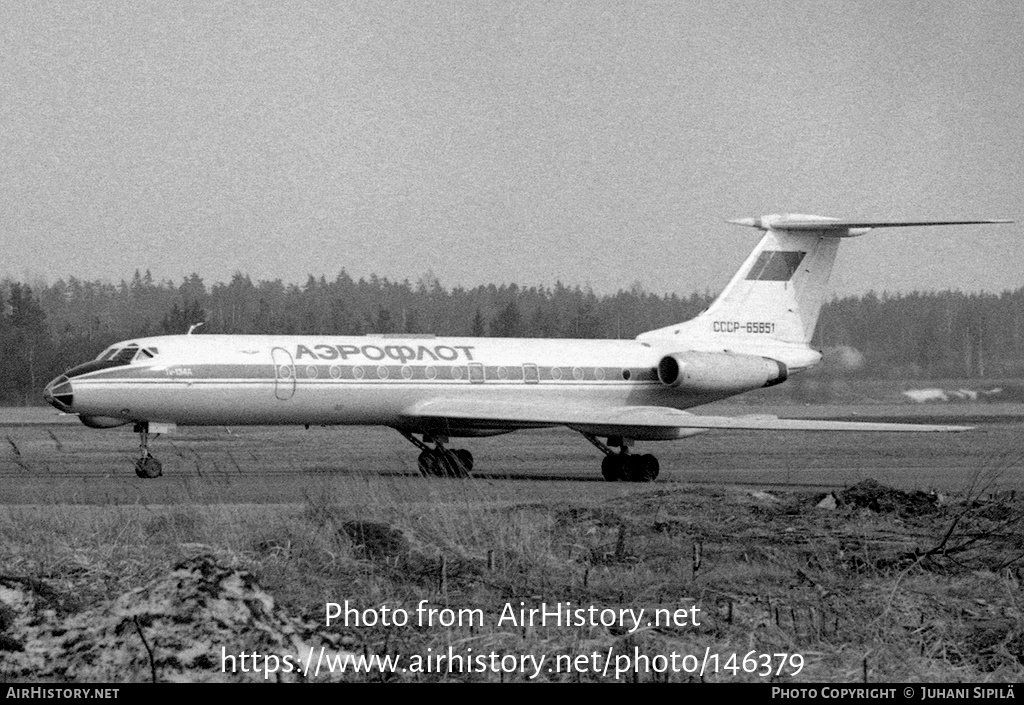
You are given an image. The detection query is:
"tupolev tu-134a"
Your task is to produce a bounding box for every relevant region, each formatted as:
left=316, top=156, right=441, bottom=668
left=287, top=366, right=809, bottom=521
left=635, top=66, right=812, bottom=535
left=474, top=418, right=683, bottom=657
left=43, top=214, right=1011, bottom=481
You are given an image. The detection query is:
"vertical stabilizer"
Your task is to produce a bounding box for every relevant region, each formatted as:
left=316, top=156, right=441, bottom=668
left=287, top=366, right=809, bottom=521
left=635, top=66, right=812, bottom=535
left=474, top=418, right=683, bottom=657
left=638, top=215, right=1010, bottom=361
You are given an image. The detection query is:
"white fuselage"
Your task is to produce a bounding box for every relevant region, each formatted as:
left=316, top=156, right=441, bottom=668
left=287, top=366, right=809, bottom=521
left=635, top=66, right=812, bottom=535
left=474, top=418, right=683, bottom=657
left=63, top=333, right=738, bottom=430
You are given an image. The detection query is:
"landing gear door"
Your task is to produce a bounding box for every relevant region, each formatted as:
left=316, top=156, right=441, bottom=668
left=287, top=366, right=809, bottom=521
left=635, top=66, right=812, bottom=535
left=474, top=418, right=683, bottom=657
left=271, top=347, right=296, bottom=401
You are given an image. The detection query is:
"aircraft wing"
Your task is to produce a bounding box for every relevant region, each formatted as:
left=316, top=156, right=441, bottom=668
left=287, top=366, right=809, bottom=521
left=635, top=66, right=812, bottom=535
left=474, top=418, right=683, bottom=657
left=403, top=400, right=971, bottom=438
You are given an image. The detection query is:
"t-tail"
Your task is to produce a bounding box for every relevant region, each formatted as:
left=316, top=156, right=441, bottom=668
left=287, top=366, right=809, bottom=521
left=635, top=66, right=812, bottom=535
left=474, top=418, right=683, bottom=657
left=638, top=214, right=1012, bottom=373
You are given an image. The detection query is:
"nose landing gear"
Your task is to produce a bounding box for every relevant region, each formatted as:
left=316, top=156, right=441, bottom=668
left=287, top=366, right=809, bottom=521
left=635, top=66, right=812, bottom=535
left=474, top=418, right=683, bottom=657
left=133, top=422, right=163, bottom=479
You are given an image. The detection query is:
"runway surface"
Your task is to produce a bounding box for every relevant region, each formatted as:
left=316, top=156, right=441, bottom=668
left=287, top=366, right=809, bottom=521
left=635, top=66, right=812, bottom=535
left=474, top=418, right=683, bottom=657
left=1, top=404, right=1022, bottom=505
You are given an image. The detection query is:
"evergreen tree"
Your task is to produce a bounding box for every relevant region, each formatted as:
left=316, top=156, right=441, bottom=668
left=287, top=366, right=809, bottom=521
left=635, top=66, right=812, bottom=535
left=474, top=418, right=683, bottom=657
left=4, top=283, right=53, bottom=405
left=6, top=266, right=1024, bottom=405
left=470, top=308, right=487, bottom=337
left=491, top=301, right=523, bottom=338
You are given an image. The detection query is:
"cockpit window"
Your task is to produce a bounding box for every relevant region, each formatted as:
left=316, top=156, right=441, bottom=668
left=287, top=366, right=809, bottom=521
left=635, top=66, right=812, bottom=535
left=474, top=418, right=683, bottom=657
left=94, top=344, right=157, bottom=364
left=112, top=345, right=139, bottom=364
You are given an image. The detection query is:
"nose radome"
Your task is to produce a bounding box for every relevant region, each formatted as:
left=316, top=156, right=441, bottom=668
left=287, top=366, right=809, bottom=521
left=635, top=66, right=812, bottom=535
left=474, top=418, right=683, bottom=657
left=43, top=375, right=74, bottom=413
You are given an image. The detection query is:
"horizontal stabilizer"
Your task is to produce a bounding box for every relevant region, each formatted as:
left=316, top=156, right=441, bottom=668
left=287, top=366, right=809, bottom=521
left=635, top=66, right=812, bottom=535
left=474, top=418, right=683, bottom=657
left=728, top=214, right=1012, bottom=235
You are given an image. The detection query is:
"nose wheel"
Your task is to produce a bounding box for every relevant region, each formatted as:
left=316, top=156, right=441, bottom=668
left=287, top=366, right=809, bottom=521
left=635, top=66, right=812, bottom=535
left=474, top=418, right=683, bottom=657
left=133, top=422, right=163, bottom=479
left=135, top=455, right=163, bottom=479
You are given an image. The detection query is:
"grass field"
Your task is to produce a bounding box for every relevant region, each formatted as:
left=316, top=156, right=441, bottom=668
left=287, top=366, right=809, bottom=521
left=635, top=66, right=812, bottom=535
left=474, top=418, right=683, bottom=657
left=2, top=405, right=1023, bottom=682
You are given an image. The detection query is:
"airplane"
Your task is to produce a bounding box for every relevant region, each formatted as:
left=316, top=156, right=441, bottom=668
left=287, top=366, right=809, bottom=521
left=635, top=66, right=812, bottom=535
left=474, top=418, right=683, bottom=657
left=42, top=214, right=1011, bottom=481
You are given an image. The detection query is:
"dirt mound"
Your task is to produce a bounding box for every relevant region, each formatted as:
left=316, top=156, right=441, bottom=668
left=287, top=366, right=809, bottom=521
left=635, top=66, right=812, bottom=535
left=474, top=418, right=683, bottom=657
left=0, top=555, right=353, bottom=682
left=0, top=574, right=78, bottom=654
left=838, top=478, right=939, bottom=516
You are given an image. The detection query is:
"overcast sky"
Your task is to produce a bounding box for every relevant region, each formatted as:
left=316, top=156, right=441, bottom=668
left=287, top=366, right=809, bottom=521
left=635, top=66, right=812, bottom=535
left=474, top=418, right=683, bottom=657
left=2, top=1, right=1021, bottom=298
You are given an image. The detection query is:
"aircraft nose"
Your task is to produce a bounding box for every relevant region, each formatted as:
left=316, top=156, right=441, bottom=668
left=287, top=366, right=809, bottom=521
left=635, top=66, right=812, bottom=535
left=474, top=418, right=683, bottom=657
left=43, top=375, right=74, bottom=413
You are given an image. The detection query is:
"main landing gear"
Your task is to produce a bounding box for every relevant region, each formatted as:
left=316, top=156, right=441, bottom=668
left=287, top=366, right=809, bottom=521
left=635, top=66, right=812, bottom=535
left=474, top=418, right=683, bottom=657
left=582, top=433, right=659, bottom=483
left=398, top=430, right=659, bottom=482
left=399, top=431, right=474, bottom=478
left=133, top=422, right=163, bottom=479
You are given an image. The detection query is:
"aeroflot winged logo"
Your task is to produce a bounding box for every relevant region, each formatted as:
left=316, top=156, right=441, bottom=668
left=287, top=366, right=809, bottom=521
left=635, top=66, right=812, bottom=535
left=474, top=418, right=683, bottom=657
left=293, top=343, right=477, bottom=364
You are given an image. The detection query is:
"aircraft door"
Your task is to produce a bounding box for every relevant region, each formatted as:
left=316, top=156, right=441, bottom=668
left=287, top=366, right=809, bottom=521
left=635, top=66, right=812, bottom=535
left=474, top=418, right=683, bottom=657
left=523, top=363, right=539, bottom=384
left=271, top=347, right=296, bottom=401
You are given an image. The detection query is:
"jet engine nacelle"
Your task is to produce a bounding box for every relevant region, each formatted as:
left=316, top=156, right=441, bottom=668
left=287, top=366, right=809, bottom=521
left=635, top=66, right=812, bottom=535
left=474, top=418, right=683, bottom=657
left=657, top=351, right=788, bottom=393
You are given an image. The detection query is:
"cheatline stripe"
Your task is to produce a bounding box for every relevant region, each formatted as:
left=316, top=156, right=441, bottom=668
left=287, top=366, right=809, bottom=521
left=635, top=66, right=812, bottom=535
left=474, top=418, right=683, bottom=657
left=73, top=379, right=661, bottom=387
left=74, top=364, right=661, bottom=383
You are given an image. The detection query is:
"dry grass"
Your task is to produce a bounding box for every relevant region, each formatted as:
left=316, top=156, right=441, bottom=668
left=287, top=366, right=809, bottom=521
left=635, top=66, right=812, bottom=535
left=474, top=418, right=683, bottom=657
left=3, top=465, right=1024, bottom=682
left=3, top=407, right=1023, bottom=681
